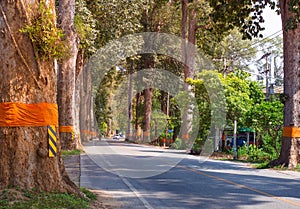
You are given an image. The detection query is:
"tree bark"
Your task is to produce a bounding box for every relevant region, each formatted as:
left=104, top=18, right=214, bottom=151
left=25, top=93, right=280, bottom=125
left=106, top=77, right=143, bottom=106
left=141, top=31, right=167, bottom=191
left=57, top=0, right=78, bottom=150
left=181, top=0, right=196, bottom=148
left=74, top=49, right=85, bottom=148
left=79, top=63, right=92, bottom=141
left=0, top=0, right=78, bottom=193
left=135, top=92, right=142, bottom=141
left=271, top=0, right=300, bottom=168
left=143, top=88, right=153, bottom=142
left=126, top=61, right=133, bottom=140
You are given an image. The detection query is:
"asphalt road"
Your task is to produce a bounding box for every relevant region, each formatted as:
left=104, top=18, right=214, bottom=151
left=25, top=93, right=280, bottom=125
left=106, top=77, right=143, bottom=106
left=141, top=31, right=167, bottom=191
left=81, top=140, right=300, bottom=209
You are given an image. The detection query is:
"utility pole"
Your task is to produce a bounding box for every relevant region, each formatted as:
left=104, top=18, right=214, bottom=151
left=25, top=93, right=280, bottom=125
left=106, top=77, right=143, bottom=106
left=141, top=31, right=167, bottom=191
left=233, top=118, right=237, bottom=160
left=165, top=92, right=169, bottom=147
left=260, top=53, right=271, bottom=101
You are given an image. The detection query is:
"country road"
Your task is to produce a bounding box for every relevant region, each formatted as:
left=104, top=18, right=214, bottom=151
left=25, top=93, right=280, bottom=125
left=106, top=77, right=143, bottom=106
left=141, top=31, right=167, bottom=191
left=80, top=140, right=300, bottom=209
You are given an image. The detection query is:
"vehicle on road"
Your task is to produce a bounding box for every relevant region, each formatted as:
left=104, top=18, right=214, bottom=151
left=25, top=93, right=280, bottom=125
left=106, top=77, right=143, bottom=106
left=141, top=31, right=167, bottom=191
left=112, top=134, right=125, bottom=140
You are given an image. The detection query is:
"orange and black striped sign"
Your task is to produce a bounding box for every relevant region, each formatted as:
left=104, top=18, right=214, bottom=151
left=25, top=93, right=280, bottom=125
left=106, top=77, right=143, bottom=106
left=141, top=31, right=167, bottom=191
left=48, top=125, right=57, bottom=157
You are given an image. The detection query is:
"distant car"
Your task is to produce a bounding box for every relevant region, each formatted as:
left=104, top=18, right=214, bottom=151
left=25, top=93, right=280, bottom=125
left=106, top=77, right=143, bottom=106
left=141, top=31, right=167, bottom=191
left=113, top=134, right=120, bottom=139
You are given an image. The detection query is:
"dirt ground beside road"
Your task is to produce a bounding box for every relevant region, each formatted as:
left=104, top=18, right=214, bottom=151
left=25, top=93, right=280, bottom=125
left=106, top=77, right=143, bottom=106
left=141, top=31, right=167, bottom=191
left=63, top=154, right=121, bottom=209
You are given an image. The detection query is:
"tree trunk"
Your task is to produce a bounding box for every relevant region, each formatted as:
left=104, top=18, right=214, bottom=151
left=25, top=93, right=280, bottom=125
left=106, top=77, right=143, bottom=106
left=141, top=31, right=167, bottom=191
left=271, top=0, right=300, bottom=168
left=107, top=88, right=113, bottom=137
left=79, top=63, right=92, bottom=141
left=135, top=92, right=142, bottom=141
left=0, top=0, right=78, bottom=193
left=126, top=62, right=133, bottom=140
left=181, top=0, right=196, bottom=148
left=57, top=0, right=78, bottom=150
left=143, top=88, right=153, bottom=142
left=181, top=0, right=188, bottom=60
left=74, top=49, right=85, bottom=148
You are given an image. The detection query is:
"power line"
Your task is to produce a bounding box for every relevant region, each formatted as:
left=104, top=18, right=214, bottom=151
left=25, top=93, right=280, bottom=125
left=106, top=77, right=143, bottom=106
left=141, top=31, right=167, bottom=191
left=237, top=31, right=282, bottom=56
left=215, top=30, right=282, bottom=61
left=238, top=34, right=283, bottom=59
left=248, top=30, right=282, bottom=48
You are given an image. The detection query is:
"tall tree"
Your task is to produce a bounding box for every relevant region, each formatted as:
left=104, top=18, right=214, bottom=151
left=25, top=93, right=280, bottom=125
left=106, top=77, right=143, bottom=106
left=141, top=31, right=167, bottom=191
left=272, top=0, right=300, bottom=168
left=57, top=0, right=78, bottom=150
left=181, top=0, right=214, bottom=147
left=0, top=0, right=78, bottom=193
left=140, top=0, right=170, bottom=142
left=213, top=28, right=258, bottom=74
left=74, top=0, right=98, bottom=142
left=88, top=0, right=146, bottom=139
left=181, top=0, right=195, bottom=146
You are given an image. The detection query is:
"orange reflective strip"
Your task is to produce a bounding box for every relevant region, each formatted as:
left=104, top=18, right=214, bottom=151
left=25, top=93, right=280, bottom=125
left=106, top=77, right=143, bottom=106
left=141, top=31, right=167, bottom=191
left=144, top=131, right=150, bottom=137
left=282, top=126, right=300, bottom=138
left=0, top=102, right=58, bottom=127
left=59, top=126, right=75, bottom=133
left=182, top=134, right=189, bottom=139
left=81, top=130, right=90, bottom=133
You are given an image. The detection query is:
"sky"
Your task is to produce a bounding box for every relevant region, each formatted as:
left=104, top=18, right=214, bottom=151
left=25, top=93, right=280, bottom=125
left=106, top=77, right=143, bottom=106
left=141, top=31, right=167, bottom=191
left=262, top=7, right=282, bottom=37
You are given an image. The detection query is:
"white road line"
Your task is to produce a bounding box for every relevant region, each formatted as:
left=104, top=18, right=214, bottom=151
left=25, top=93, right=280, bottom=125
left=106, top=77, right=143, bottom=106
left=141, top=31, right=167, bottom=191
left=83, top=148, right=154, bottom=209
left=120, top=176, right=154, bottom=209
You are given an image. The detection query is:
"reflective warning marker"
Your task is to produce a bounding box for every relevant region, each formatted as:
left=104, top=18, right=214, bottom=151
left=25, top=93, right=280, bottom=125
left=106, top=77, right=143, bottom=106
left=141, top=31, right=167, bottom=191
left=48, top=125, right=57, bottom=157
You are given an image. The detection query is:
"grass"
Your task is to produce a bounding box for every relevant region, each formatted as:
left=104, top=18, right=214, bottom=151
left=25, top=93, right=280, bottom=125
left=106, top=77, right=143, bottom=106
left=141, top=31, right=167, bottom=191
left=253, top=161, right=271, bottom=169
left=61, top=149, right=83, bottom=156
left=0, top=187, right=96, bottom=209
left=252, top=161, right=300, bottom=172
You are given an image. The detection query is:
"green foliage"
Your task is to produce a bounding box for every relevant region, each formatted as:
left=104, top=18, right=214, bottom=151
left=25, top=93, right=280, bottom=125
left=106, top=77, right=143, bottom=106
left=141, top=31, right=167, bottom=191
left=188, top=70, right=227, bottom=152
left=189, top=70, right=269, bottom=154
left=75, top=0, right=98, bottom=56
left=86, top=0, right=146, bottom=48
left=211, top=28, right=258, bottom=72
left=245, top=100, right=283, bottom=153
left=94, top=68, right=123, bottom=134
left=248, top=81, right=265, bottom=104
left=0, top=189, right=95, bottom=209
left=190, top=140, right=202, bottom=153
left=80, top=187, right=97, bottom=201
left=99, top=122, right=108, bottom=136
left=20, top=1, right=68, bottom=61
left=221, top=72, right=252, bottom=124
left=238, top=144, right=278, bottom=163
left=285, top=0, right=300, bottom=30
left=170, top=138, right=188, bottom=150
left=208, top=0, right=278, bottom=39
left=188, top=72, right=214, bottom=143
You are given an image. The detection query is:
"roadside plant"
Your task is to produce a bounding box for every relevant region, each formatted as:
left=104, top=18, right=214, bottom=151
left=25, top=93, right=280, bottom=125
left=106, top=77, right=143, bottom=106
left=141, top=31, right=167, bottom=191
left=238, top=144, right=278, bottom=163
left=20, top=1, right=69, bottom=61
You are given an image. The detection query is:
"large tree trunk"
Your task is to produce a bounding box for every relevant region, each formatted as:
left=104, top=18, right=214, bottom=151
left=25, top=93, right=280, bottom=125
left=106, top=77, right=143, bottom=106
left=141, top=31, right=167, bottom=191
left=74, top=49, right=85, bottom=148
left=57, top=0, right=78, bottom=150
left=181, top=0, right=196, bottom=148
left=143, top=88, right=153, bottom=142
left=135, top=92, right=142, bottom=141
left=79, top=63, right=92, bottom=141
left=126, top=61, right=133, bottom=140
left=271, top=0, right=300, bottom=168
left=0, top=0, right=78, bottom=193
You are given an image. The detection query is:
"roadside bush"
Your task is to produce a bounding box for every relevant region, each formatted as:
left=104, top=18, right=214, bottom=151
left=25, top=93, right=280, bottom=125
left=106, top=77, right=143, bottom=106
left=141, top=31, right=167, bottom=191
left=238, top=144, right=278, bottom=163
left=170, top=138, right=187, bottom=150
